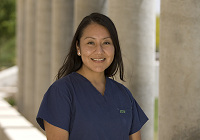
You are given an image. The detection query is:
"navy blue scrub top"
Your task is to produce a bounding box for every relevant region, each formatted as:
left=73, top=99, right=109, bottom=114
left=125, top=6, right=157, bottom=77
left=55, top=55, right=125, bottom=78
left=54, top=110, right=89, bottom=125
left=36, top=72, right=148, bottom=140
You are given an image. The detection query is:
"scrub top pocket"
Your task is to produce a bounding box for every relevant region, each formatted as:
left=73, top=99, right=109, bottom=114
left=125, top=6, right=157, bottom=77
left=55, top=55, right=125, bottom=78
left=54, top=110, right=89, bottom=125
left=117, top=107, right=132, bottom=132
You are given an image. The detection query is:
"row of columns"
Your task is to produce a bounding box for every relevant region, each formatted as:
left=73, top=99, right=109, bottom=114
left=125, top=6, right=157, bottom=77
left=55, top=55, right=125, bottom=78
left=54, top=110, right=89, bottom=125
left=17, top=0, right=155, bottom=139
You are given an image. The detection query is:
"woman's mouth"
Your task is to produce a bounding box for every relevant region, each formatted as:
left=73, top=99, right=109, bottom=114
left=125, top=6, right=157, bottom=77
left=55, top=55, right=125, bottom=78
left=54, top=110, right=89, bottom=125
left=91, top=58, right=106, bottom=62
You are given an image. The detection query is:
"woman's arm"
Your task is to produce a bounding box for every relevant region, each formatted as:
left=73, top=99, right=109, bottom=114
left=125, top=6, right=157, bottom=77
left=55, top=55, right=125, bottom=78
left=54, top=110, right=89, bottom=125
left=129, top=130, right=141, bottom=140
left=44, top=120, right=69, bottom=140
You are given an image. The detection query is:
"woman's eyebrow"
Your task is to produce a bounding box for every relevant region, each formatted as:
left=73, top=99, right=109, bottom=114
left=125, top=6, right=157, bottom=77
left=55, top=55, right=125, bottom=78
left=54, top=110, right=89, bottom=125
left=84, top=37, right=111, bottom=40
left=103, top=37, right=111, bottom=40
left=84, top=37, right=95, bottom=40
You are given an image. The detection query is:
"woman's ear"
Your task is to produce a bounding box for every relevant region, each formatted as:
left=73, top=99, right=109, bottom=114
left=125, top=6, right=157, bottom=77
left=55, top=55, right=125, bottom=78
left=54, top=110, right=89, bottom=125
left=76, top=41, right=81, bottom=56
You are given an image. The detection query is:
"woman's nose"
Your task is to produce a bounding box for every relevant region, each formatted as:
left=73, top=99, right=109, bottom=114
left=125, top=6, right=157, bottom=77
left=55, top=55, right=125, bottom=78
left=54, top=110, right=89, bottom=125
left=95, top=43, right=104, bottom=54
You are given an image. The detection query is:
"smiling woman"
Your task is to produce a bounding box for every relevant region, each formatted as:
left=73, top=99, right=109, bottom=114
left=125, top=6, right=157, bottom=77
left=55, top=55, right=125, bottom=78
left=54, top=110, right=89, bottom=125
left=55, top=13, right=124, bottom=81
left=76, top=23, right=115, bottom=76
left=36, top=13, right=148, bottom=140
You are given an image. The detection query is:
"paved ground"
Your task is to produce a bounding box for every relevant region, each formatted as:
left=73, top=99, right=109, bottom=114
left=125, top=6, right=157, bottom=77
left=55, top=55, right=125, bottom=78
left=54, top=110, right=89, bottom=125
left=0, top=66, right=18, bottom=99
left=0, top=66, right=46, bottom=140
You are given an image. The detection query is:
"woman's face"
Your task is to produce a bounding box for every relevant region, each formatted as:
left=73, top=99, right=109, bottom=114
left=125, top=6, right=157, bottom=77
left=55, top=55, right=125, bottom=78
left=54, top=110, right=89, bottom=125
left=76, top=23, right=115, bottom=74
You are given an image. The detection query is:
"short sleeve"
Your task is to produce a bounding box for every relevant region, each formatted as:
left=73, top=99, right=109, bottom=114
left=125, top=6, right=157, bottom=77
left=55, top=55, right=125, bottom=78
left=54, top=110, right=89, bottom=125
left=36, top=85, right=72, bottom=132
left=129, top=98, right=149, bottom=135
left=124, top=88, right=149, bottom=135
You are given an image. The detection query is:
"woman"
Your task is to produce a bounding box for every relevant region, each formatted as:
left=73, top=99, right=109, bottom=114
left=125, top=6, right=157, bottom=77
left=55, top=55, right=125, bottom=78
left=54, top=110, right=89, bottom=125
left=37, top=13, right=148, bottom=140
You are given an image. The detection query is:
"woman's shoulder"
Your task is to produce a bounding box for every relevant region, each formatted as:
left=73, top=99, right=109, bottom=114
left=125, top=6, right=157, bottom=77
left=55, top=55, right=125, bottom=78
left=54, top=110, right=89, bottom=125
left=108, top=78, right=133, bottom=97
left=108, top=78, right=127, bottom=90
left=50, top=72, right=77, bottom=93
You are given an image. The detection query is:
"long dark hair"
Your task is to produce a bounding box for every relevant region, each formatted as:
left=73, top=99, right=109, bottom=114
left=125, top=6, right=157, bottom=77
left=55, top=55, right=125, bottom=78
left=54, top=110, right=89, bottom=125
left=56, top=13, right=124, bottom=81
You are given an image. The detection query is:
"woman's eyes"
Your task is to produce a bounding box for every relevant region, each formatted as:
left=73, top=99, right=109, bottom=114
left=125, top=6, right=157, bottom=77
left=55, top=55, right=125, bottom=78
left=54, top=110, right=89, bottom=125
left=104, top=42, right=111, bottom=45
left=87, top=42, right=94, bottom=45
left=86, top=41, right=111, bottom=45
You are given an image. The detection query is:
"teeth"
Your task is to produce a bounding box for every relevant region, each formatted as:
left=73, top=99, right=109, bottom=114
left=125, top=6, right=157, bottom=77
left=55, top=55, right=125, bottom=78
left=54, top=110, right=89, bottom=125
left=92, top=58, right=105, bottom=61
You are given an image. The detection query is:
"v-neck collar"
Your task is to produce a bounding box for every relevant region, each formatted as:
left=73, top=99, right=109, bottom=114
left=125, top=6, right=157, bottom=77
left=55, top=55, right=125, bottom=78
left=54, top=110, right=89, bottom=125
left=72, top=72, right=110, bottom=97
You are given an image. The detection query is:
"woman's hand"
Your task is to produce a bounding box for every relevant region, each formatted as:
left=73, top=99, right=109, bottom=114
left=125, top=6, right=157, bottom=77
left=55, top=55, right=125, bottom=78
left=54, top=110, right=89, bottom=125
left=129, top=130, right=141, bottom=140
left=44, top=120, right=69, bottom=140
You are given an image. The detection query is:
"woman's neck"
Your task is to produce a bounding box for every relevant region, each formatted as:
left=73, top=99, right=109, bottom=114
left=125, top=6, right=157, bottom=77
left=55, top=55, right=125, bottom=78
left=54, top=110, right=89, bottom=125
left=76, top=68, right=106, bottom=95
left=76, top=68, right=106, bottom=85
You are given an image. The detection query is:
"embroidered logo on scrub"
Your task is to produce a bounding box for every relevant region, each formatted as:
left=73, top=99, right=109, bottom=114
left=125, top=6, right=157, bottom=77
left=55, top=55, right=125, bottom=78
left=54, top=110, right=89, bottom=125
left=120, top=110, right=126, bottom=113
left=117, top=107, right=132, bottom=113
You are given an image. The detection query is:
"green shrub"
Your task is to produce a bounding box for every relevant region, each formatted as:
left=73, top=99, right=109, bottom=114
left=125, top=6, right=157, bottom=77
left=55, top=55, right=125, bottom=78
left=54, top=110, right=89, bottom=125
left=156, top=16, right=160, bottom=52
left=0, top=37, right=16, bottom=70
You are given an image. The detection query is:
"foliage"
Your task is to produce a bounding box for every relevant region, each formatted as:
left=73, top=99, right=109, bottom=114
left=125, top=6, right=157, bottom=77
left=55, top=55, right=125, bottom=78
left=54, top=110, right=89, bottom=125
left=0, top=0, right=16, bottom=70
left=0, top=37, right=16, bottom=69
left=0, top=0, right=16, bottom=40
left=156, top=16, right=160, bottom=52
left=5, top=96, right=17, bottom=106
left=154, top=98, right=158, bottom=140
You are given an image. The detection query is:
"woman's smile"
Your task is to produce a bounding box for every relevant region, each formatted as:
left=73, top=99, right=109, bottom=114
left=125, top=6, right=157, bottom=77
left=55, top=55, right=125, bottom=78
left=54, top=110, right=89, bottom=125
left=91, top=58, right=106, bottom=62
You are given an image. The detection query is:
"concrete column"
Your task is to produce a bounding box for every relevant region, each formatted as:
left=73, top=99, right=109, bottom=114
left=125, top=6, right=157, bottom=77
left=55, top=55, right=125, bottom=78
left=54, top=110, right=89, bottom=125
left=74, top=0, right=107, bottom=30
left=159, top=1, right=200, bottom=139
left=51, top=0, right=74, bottom=80
left=34, top=0, right=52, bottom=125
left=108, top=1, right=155, bottom=140
left=23, top=0, right=36, bottom=124
left=16, top=0, right=26, bottom=114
